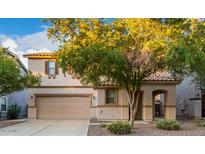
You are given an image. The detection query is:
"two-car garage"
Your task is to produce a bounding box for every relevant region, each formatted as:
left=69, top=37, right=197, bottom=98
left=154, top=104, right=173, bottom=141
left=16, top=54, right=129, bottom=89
left=36, top=95, right=91, bottom=119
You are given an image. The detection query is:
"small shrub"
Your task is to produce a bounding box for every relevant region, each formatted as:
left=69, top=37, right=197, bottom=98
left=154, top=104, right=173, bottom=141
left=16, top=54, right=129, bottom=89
left=156, top=119, right=181, bottom=130
left=107, top=121, right=131, bottom=135
left=7, top=103, right=21, bottom=119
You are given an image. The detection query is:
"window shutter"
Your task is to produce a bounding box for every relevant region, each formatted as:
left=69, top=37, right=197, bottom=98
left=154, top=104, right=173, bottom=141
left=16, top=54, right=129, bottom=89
left=55, top=62, right=59, bottom=75
left=45, top=61, right=49, bottom=75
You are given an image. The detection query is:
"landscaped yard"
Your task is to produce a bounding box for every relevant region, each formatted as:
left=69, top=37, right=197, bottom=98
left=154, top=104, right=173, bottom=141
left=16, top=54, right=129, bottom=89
left=88, top=120, right=205, bottom=136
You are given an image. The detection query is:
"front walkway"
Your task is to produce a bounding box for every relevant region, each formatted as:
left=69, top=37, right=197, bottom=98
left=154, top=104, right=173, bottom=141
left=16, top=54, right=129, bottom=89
left=0, top=119, right=89, bottom=136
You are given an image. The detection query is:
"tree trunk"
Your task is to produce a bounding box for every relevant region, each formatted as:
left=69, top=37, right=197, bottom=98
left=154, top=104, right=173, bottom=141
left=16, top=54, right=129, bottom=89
left=130, top=113, right=135, bottom=127
left=126, top=89, right=141, bottom=128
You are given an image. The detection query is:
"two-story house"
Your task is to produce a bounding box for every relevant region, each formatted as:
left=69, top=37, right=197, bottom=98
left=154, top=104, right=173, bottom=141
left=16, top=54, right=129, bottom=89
left=0, top=51, right=28, bottom=118
left=23, top=52, right=179, bottom=121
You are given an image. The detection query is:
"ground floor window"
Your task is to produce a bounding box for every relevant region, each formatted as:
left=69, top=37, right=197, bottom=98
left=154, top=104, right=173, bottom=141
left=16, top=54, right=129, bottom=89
left=0, top=97, right=8, bottom=112
left=106, top=89, right=117, bottom=104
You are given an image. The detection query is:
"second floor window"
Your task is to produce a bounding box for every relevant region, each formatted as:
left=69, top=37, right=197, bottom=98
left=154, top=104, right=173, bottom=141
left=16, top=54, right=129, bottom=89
left=45, top=60, right=59, bottom=77
left=48, top=61, right=56, bottom=76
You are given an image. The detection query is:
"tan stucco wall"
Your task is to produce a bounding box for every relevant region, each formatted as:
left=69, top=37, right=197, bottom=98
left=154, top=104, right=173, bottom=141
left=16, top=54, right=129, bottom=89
left=97, top=89, right=105, bottom=106
left=27, top=58, right=177, bottom=121
left=28, top=59, right=98, bottom=119
left=141, top=84, right=177, bottom=120
left=97, top=88, right=128, bottom=106
left=28, top=87, right=98, bottom=119
left=90, top=108, right=97, bottom=119
left=96, top=84, right=177, bottom=120
left=96, top=88, right=129, bottom=120
left=97, top=107, right=129, bottom=120
left=28, top=84, right=177, bottom=120
left=164, top=107, right=176, bottom=119
left=28, top=108, right=37, bottom=118
left=28, top=59, right=83, bottom=86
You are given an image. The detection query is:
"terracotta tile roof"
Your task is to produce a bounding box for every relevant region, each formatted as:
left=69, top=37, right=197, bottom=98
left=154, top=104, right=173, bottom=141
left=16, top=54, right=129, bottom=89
left=23, top=52, right=56, bottom=58
left=100, top=72, right=179, bottom=86
left=100, top=81, right=116, bottom=86
left=144, top=72, right=177, bottom=82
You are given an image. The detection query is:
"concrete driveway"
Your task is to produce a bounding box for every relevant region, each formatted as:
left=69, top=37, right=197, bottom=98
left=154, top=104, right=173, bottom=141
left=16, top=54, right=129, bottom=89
left=0, top=119, right=89, bottom=136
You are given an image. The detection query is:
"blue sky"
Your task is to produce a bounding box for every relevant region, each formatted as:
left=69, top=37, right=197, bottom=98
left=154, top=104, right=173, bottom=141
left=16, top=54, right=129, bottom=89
left=0, top=18, right=58, bottom=67
left=0, top=18, right=113, bottom=67
left=0, top=18, right=47, bottom=36
left=0, top=18, right=113, bottom=36
left=0, top=18, right=114, bottom=36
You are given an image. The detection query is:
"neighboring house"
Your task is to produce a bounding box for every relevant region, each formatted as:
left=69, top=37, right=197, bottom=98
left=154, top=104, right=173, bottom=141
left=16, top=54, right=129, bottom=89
left=176, top=77, right=204, bottom=119
left=23, top=52, right=180, bottom=121
left=0, top=52, right=28, bottom=118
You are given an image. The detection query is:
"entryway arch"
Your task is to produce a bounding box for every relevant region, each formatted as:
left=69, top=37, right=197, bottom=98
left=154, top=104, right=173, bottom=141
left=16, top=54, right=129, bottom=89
left=152, top=89, right=168, bottom=119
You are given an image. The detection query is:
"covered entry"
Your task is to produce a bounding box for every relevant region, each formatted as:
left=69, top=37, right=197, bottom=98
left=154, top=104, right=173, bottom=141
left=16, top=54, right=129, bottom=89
left=36, top=95, right=91, bottom=119
left=142, top=80, right=178, bottom=121
left=152, top=90, right=167, bottom=119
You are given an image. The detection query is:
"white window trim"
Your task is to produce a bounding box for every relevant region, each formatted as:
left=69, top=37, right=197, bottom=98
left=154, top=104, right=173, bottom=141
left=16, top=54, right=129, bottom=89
left=0, top=96, right=8, bottom=112
left=48, top=61, right=56, bottom=76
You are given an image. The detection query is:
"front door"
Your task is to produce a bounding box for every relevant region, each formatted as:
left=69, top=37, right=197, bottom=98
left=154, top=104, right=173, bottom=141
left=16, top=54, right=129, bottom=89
left=202, top=92, right=205, bottom=117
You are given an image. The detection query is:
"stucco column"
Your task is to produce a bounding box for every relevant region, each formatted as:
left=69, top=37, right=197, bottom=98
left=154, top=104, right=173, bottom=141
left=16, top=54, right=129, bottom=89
left=164, top=88, right=176, bottom=120
left=142, top=90, right=153, bottom=121
left=28, top=93, right=37, bottom=119
left=164, top=106, right=176, bottom=120
left=193, top=100, right=202, bottom=119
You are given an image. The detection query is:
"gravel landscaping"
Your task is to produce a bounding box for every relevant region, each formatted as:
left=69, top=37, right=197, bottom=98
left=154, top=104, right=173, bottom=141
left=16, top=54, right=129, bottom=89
left=0, top=119, right=27, bottom=129
left=88, top=120, right=205, bottom=136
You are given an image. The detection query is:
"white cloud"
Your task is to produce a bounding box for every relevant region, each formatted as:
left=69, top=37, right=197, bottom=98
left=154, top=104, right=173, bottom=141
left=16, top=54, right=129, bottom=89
left=15, top=31, right=58, bottom=51
left=0, top=35, right=8, bottom=43
left=0, top=30, right=59, bottom=68
left=1, top=38, right=18, bottom=51
left=40, top=25, right=50, bottom=30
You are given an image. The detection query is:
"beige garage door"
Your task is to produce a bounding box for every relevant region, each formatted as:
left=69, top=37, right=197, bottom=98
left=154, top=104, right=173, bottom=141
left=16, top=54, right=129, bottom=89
left=36, top=96, right=90, bottom=119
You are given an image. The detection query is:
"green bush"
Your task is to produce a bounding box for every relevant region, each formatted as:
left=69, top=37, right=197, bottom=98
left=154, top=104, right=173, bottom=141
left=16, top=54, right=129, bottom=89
left=156, top=119, right=181, bottom=130
left=7, top=103, right=21, bottom=119
left=107, top=121, right=131, bottom=135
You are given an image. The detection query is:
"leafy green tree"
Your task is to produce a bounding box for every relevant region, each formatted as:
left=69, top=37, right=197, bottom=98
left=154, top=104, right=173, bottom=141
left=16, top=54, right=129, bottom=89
left=0, top=47, right=41, bottom=96
left=164, top=19, right=205, bottom=89
left=47, top=19, right=167, bottom=127
left=47, top=18, right=205, bottom=127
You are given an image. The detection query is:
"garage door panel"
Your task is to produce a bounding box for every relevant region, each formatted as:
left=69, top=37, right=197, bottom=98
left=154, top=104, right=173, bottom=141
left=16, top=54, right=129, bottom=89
left=38, top=97, right=90, bottom=102
left=36, top=96, right=90, bottom=119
